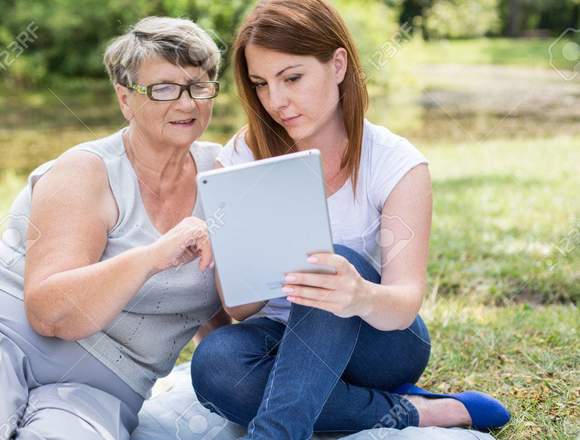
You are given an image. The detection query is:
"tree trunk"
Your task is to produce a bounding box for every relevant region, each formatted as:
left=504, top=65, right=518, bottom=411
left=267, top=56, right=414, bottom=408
left=506, top=0, right=524, bottom=37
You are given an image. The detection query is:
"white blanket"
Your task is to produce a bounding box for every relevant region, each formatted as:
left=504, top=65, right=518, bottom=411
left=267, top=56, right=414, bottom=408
left=131, top=364, right=495, bottom=440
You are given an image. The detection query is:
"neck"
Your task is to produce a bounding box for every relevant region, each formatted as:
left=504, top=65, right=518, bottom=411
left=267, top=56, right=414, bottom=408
left=123, top=126, right=192, bottom=186
left=295, top=108, right=348, bottom=172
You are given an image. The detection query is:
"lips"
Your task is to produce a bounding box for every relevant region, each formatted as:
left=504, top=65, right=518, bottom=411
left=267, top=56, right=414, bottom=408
left=280, top=115, right=301, bottom=125
left=170, top=118, right=195, bottom=126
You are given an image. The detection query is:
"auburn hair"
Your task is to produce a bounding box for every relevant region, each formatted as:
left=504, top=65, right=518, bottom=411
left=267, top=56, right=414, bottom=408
left=232, top=0, right=369, bottom=194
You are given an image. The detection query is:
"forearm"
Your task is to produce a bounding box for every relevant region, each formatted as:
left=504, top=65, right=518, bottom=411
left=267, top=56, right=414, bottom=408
left=214, top=272, right=266, bottom=321
left=25, top=245, right=157, bottom=340
left=192, top=308, right=232, bottom=346
left=358, top=280, right=424, bottom=331
left=224, top=301, right=267, bottom=321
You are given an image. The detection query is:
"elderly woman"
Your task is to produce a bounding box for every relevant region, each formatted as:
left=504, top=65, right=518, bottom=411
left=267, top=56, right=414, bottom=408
left=0, top=16, right=227, bottom=439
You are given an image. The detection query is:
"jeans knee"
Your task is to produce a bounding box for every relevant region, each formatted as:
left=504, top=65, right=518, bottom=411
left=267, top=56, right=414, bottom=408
left=190, top=327, right=233, bottom=403
left=333, top=243, right=380, bottom=283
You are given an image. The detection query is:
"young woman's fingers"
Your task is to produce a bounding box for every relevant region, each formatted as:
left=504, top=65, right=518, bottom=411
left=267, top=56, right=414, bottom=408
left=307, top=253, right=349, bottom=273
left=283, top=286, right=334, bottom=302
left=284, top=272, right=338, bottom=290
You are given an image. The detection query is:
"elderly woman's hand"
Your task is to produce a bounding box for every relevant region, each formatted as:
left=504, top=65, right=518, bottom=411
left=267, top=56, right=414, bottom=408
left=147, top=216, right=214, bottom=273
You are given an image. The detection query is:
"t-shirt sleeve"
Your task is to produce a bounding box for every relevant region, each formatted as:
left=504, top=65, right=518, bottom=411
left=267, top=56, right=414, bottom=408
left=216, top=134, right=255, bottom=167
left=370, top=133, right=429, bottom=210
left=194, top=141, right=222, bottom=171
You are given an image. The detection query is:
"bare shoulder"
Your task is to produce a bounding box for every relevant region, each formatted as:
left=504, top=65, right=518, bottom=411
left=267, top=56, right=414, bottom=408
left=25, top=150, right=119, bottom=289
left=386, top=163, right=431, bottom=207
left=32, top=149, right=118, bottom=231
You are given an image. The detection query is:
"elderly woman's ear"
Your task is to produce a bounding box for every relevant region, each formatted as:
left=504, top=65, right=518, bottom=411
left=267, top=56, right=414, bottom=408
left=114, top=83, right=134, bottom=121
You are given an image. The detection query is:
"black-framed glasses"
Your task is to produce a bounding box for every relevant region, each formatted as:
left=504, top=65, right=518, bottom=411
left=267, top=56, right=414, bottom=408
left=124, top=81, right=220, bottom=101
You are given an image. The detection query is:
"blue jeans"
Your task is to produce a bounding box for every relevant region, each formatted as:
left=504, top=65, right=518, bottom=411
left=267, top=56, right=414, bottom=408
left=191, top=244, right=431, bottom=439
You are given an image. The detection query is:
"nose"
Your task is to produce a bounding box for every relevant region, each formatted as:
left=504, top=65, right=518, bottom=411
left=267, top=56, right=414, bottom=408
left=267, top=83, right=289, bottom=112
left=175, top=89, right=198, bottom=112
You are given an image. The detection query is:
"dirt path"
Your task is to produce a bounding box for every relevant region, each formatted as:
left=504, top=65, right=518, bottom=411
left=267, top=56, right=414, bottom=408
left=388, top=64, right=580, bottom=142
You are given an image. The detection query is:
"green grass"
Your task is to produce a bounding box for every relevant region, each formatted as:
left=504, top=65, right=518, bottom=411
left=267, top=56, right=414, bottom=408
left=4, top=133, right=577, bottom=303
left=1, top=36, right=578, bottom=435
left=418, top=297, right=578, bottom=439
left=170, top=134, right=580, bottom=439
left=0, top=170, right=25, bottom=215
left=406, top=37, right=579, bottom=71
left=1, top=129, right=578, bottom=439
left=175, top=296, right=578, bottom=439
left=427, top=135, right=580, bottom=305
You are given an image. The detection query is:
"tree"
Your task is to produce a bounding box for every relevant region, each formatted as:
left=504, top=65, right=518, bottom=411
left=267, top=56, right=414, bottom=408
left=0, top=0, right=252, bottom=84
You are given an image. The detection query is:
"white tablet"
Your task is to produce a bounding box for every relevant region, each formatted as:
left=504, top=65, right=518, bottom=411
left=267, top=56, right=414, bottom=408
left=197, top=149, right=335, bottom=307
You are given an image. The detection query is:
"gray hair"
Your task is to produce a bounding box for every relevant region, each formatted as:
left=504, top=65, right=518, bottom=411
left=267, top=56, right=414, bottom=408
left=103, top=16, right=221, bottom=86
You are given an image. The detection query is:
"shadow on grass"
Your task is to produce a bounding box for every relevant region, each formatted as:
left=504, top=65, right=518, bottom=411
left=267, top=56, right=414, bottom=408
left=430, top=174, right=578, bottom=305
left=433, top=174, right=543, bottom=191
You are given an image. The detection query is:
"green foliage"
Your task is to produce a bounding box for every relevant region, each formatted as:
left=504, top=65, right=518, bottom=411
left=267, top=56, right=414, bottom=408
left=423, top=0, right=501, bottom=38
left=0, top=0, right=410, bottom=90
left=498, top=0, right=580, bottom=37
left=398, top=0, right=580, bottom=39
left=3, top=0, right=577, bottom=85
left=335, top=0, right=407, bottom=91
left=0, top=0, right=251, bottom=85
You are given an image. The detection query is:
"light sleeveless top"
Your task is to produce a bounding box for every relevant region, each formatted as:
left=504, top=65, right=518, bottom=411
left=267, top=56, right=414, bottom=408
left=217, top=119, right=429, bottom=324
left=0, top=129, right=222, bottom=398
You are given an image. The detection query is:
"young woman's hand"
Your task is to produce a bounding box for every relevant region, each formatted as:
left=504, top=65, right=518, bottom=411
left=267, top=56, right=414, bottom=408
left=284, top=253, right=373, bottom=318
left=146, top=216, right=214, bottom=274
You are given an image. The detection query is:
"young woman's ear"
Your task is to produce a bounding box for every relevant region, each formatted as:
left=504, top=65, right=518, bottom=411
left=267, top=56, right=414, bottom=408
left=333, top=47, right=348, bottom=85
left=114, top=84, right=135, bottom=121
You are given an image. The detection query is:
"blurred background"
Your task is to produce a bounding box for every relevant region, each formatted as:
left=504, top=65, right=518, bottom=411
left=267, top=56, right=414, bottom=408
left=0, top=1, right=578, bottom=438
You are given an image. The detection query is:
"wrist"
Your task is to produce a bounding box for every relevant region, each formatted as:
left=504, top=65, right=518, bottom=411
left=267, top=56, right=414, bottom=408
left=135, top=244, right=162, bottom=278
left=357, top=279, right=377, bottom=319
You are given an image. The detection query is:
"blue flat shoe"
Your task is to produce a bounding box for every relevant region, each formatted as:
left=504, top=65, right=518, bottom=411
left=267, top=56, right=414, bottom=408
left=393, top=383, right=511, bottom=431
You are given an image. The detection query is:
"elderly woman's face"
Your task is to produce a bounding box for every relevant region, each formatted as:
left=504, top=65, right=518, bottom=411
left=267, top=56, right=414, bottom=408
left=117, top=55, right=214, bottom=148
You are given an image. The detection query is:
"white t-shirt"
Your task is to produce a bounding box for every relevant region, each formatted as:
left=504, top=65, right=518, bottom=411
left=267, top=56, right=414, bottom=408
left=216, top=119, right=428, bottom=323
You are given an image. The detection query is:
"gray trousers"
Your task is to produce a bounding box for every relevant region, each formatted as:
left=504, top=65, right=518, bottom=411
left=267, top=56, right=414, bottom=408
left=0, top=290, right=143, bottom=440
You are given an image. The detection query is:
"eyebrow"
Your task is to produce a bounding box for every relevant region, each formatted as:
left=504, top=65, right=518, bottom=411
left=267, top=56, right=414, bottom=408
left=150, top=75, right=206, bottom=84
left=249, top=64, right=304, bottom=80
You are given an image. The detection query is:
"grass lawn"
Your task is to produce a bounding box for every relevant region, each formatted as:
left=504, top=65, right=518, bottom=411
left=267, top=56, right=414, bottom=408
left=407, top=37, right=580, bottom=71
left=175, top=295, right=578, bottom=439
left=412, top=297, right=576, bottom=439
left=0, top=32, right=577, bottom=439
left=171, top=134, right=580, bottom=439
left=428, top=135, right=579, bottom=305
left=1, top=133, right=578, bottom=439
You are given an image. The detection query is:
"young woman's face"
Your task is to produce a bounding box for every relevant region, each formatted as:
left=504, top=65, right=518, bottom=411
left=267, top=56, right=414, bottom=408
left=245, top=45, right=347, bottom=144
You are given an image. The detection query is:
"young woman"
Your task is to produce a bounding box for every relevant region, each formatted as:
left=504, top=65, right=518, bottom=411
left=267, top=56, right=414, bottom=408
left=190, top=1, right=510, bottom=438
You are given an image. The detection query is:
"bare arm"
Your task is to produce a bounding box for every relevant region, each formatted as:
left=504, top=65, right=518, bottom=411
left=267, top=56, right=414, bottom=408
left=283, top=164, right=432, bottom=331
left=192, top=307, right=231, bottom=346
left=215, top=271, right=266, bottom=321
left=359, top=163, right=432, bottom=330
left=24, top=151, right=157, bottom=340
left=24, top=151, right=213, bottom=341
